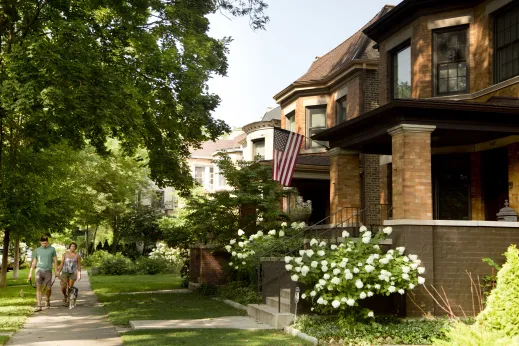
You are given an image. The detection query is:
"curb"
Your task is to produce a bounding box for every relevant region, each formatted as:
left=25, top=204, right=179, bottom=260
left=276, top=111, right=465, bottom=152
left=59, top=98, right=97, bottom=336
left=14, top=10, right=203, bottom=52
left=284, top=325, right=318, bottom=345
left=212, top=297, right=248, bottom=311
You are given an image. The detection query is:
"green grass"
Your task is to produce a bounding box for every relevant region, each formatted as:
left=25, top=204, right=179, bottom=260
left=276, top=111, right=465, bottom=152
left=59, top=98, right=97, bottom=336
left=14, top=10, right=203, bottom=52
left=90, top=274, right=182, bottom=294
left=6, top=268, right=30, bottom=286
left=121, top=329, right=311, bottom=346
left=0, top=273, right=36, bottom=333
left=0, top=336, right=9, bottom=346
left=97, top=292, right=247, bottom=326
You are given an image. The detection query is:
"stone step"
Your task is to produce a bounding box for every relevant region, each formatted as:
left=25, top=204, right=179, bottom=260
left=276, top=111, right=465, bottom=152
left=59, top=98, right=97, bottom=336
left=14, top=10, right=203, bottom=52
left=265, top=296, right=291, bottom=312
left=280, top=288, right=291, bottom=300
left=247, top=303, right=294, bottom=329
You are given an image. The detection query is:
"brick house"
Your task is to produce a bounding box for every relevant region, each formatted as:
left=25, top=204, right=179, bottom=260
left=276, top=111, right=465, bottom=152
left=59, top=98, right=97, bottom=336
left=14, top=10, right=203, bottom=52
left=314, top=0, right=519, bottom=316
left=273, top=5, right=394, bottom=226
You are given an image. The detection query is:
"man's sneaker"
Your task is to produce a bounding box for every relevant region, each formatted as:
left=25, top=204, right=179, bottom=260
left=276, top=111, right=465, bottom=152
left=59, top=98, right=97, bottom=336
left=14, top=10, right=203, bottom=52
left=34, top=306, right=42, bottom=312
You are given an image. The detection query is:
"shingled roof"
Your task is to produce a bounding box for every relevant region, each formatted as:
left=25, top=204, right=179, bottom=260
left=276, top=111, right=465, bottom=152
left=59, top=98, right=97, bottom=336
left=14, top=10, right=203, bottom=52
left=190, top=132, right=245, bottom=158
left=284, top=5, right=393, bottom=89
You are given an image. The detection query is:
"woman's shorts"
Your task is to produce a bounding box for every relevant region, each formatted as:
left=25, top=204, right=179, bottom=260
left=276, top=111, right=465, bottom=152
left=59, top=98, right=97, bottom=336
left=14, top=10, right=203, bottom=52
left=60, top=272, right=77, bottom=281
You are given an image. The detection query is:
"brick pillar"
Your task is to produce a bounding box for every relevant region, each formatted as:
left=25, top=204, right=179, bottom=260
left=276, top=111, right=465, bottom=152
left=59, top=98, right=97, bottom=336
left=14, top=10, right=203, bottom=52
left=470, top=152, right=485, bottom=220
left=508, top=143, right=519, bottom=211
left=329, top=148, right=361, bottom=223
left=388, top=124, right=435, bottom=220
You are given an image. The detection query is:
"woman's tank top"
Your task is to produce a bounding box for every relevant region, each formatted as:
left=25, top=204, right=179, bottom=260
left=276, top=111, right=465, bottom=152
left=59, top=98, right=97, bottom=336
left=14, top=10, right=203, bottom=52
left=62, top=256, right=78, bottom=274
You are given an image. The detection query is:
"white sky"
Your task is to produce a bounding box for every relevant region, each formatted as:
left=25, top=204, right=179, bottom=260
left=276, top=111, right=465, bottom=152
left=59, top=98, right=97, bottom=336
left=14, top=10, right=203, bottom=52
left=207, top=0, right=402, bottom=128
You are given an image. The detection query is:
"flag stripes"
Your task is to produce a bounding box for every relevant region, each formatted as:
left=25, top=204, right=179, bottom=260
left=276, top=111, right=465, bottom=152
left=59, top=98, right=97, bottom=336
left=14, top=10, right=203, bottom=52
left=273, top=127, right=303, bottom=186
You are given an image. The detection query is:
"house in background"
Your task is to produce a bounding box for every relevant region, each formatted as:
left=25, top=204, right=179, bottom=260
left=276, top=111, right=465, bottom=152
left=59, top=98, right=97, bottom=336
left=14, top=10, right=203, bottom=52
left=314, top=0, right=519, bottom=316
left=273, top=5, right=394, bottom=225
left=242, top=106, right=281, bottom=161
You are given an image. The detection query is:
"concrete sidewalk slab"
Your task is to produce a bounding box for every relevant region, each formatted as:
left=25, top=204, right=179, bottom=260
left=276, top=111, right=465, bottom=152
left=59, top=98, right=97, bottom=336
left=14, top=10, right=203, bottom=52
left=7, top=270, right=122, bottom=346
left=130, top=316, right=274, bottom=330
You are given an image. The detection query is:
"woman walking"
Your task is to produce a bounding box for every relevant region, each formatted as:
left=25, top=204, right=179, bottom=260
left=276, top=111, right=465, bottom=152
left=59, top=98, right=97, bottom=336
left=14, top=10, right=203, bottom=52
left=57, top=242, right=82, bottom=306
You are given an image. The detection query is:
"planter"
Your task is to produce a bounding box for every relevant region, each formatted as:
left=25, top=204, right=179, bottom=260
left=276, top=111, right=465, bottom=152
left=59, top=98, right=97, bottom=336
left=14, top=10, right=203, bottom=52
left=289, top=212, right=311, bottom=222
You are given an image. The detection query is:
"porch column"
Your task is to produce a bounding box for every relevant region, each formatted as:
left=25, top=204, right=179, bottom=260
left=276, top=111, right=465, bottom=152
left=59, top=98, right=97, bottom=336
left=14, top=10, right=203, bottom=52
left=470, top=152, right=485, bottom=220
left=388, top=124, right=436, bottom=220
left=328, top=148, right=361, bottom=223
left=508, top=143, right=519, bottom=212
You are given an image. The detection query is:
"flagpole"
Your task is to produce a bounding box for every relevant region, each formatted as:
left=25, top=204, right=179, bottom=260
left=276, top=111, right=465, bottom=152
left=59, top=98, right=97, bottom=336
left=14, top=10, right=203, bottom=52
left=273, top=126, right=330, bottom=150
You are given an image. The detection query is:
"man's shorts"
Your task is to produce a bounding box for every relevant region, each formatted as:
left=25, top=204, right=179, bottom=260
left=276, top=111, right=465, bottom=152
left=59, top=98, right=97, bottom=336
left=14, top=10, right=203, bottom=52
left=35, top=270, right=52, bottom=288
left=60, top=272, right=77, bottom=281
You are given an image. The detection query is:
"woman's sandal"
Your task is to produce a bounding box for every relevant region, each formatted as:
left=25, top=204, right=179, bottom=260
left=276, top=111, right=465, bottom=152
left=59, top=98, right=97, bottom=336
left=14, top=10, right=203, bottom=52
left=34, top=306, right=43, bottom=312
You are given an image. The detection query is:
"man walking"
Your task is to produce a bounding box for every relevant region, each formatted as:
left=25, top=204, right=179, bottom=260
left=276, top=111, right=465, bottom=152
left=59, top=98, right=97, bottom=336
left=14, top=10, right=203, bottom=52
left=28, top=236, right=58, bottom=312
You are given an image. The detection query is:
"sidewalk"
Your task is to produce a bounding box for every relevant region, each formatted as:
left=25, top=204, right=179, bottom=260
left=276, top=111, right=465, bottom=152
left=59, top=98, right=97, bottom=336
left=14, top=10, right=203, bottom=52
left=7, top=270, right=122, bottom=346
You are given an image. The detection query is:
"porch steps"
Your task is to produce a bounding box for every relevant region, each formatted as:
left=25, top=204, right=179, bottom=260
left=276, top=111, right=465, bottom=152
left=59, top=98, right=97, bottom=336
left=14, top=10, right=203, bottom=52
left=265, top=296, right=291, bottom=312
left=280, top=288, right=291, bottom=300
left=247, top=303, right=294, bottom=329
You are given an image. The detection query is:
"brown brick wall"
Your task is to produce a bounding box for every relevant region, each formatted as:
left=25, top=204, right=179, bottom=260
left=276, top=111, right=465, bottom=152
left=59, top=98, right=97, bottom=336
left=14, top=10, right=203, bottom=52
left=363, top=154, right=381, bottom=225
left=380, top=162, right=392, bottom=205
left=190, top=245, right=230, bottom=285
left=470, top=152, right=485, bottom=220
left=391, top=224, right=519, bottom=317
left=508, top=143, right=519, bottom=212
left=329, top=150, right=361, bottom=223
left=391, top=127, right=433, bottom=220
left=364, top=69, right=380, bottom=112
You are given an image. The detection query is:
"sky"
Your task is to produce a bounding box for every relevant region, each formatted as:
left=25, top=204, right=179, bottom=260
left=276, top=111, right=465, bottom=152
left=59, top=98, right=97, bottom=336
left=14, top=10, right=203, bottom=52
left=207, top=0, right=402, bottom=128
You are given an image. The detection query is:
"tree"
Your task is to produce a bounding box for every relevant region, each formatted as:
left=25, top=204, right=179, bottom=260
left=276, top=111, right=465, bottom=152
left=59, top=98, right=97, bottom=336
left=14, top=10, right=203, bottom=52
left=0, top=0, right=269, bottom=283
left=162, top=155, right=287, bottom=247
left=119, top=205, right=163, bottom=253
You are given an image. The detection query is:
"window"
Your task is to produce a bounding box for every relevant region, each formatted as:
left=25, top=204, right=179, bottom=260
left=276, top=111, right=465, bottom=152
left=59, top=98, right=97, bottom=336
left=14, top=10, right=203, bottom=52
left=434, top=27, right=469, bottom=95
left=336, top=96, right=347, bottom=124
left=252, top=139, right=265, bottom=159
left=495, top=3, right=519, bottom=83
left=306, top=106, right=327, bottom=148
left=286, top=111, right=296, bottom=132
left=392, top=43, right=411, bottom=99
left=219, top=173, right=227, bottom=187
left=209, top=167, right=214, bottom=190
left=194, top=167, right=205, bottom=185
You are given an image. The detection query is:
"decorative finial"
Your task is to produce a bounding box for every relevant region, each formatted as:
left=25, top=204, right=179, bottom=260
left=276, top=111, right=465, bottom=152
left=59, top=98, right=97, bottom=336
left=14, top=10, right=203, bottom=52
left=505, top=199, right=509, bottom=208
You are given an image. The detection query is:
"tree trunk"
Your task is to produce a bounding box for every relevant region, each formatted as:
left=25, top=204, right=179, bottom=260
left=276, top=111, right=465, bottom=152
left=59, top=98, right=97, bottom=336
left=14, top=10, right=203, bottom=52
left=111, top=215, right=119, bottom=254
left=13, top=237, right=20, bottom=279
left=0, top=229, right=10, bottom=288
left=91, top=224, right=98, bottom=254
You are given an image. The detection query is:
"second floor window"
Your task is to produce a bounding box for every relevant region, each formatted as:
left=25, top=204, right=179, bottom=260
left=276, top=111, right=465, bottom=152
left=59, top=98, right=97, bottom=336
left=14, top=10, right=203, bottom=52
left=286, top=111, right=296, bottom=132
left=194, top=166, right=205, bottom=185
left=307, top=106, right=327, bottom=148
left=336, top=96, right=347, bottom=124
left=252, top=139, right=265, bottom=159
left=434, top=27, right=469, bottom=95
left=392, top=43, right=411, bottom=99
left=495, top=3, right=519, bottom=83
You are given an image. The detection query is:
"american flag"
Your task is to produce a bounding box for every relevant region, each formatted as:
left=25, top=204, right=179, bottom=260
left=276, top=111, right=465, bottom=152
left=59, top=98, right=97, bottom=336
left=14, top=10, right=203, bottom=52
left=273, top=127, right=303, bottom=186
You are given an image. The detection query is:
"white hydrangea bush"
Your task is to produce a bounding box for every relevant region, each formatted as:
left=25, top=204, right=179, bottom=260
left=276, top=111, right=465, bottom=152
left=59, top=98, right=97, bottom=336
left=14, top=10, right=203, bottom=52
left=284, top=226, right=425, bottom=317
left=149, top=242, right=183, bottom=267
left=225, top=221, right=306, bottom=271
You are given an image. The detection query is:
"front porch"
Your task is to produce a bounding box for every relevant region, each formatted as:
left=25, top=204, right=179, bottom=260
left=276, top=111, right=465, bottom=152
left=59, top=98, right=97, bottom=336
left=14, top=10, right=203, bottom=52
left=314, top=99, right=519, bottom=316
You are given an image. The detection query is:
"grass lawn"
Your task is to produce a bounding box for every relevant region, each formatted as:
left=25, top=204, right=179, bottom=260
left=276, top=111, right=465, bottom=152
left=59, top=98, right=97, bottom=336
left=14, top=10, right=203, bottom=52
left=0, top=270, right=36, bottom=334
left=121, top=329, right=311, bottom=346
left=0, top=336, right=9, bottom=346
left=90, top=274, right=182, bottom=294
left=97, top=291, right=247, bottom=326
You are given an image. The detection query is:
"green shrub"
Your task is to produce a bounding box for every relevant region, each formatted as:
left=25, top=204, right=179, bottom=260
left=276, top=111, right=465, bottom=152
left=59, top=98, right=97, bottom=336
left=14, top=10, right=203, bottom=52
left=135, top=257, right=167, bottom=275
left=99, top=253, right=134, bottom=275
left=180, top=276, right=189, bottom=288
left=217, top=281, right=261, bottom=305
left=477, top=244, right=519, bottom=336
left=83, top=250, right=112, bottom=268
left=434, top=321, right=519, bottom=346
left=295, top=314, right=452, bottom=345
left=198, top=283, right=218, bottom=296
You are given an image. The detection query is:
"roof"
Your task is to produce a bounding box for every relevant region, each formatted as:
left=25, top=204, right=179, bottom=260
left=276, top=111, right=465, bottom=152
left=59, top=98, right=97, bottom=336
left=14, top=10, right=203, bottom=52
left=363, top=0, right=483, bottom=43
left=313, top=99, right=519, bottom=154
left=190, top=133, right=245, bottom=158
left=262, top=106, right=281, bottom=121
left=295, top=6, right=392, bottom=84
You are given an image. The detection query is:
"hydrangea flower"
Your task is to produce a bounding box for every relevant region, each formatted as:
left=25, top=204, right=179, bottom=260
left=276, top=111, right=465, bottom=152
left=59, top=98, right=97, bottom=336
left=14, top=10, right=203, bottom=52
left=281, top=222, right=287, bottom=227
left=268, top=230, right=276, bottom=236
left=311, top=261, right=318, bottom=268
left=322, top=266, right=329, bottom=272
left=291, top=274, right=299, bottom=282
left=238, top=229, right=245, bottom=236
left=346, top=298, right=355, bottom=306
left=285, top=256, right=293, bottom=263
left=230, top=239, right=236, bottom=245
left=278, top=230, right=285, bottom=237
left=331, top=277, right=341, bottom=285
left=418, top=267, right=425, bottom=274
left=331, top=244, right=337, bottom=250
left=383, top=227, right=393, bottom=235
left=355, top=280, right=364, bottom=289
left=398, top=289, right=405, bottom=295
left=333, top=268, right=341, bottom=275
left=353, top=267, right=360, bottom=274
left=317, top=250, right=325, bottom=257
left=344, top=271, right=353, bottom=280
left=342, top=230, right=349, bottom=238
left=388, top=286, right=396, bottom=293
left=301, top=266, right=310, bottom=276
left=360, top=292, right=367, bottom=299
left=310, top=238, right=319, bottom=246
left=323, top=273, right=331, bottom=280
left=332, top=300, right=341, bottom=308
left=306, top=249, right=314, bottom=257
left=301, top=293, right=306, bottom=299
left=310, top=291, right=317, bottom=297
left=368, top=311, right=374, bottom=317
left=418, top=276, right=425, bottom=285
left=359, top=226, right=367, bottom=233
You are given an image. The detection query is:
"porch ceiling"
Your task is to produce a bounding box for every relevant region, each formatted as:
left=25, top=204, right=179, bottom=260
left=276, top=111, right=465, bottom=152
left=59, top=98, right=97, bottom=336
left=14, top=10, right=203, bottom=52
left=313, top=99, right=519, bottom=155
